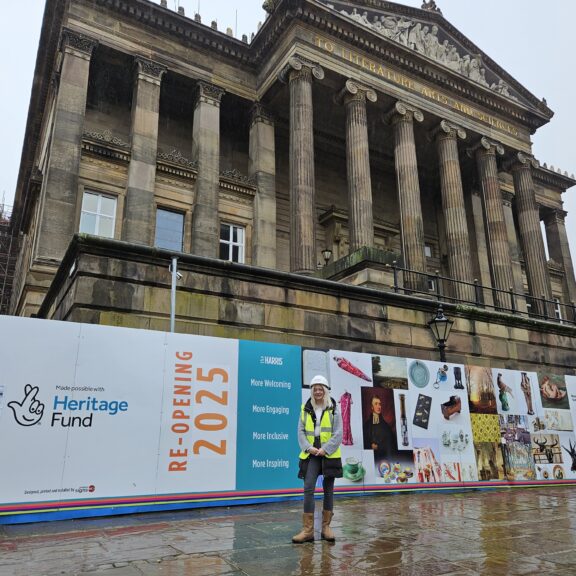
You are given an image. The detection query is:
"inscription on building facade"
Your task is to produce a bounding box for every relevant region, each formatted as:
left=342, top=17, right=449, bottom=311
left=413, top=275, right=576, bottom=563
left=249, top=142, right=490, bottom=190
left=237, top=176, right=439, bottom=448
left=314, top=34, right=520, bottom=137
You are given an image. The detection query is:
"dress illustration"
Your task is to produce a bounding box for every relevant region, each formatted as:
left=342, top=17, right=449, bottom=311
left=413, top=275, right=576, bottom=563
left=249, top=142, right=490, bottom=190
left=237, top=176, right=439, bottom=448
left=339, top=391, right=353, bottom=446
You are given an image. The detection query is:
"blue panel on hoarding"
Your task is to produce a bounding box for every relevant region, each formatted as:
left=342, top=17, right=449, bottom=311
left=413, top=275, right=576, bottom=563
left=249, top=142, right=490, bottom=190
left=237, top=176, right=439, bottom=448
left=236, top=341, right=302, bottom=490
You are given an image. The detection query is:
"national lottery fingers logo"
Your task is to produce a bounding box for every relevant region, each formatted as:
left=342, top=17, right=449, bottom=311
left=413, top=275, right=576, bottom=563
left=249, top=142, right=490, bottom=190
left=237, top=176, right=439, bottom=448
left=8, top=385, right=45, bottom=426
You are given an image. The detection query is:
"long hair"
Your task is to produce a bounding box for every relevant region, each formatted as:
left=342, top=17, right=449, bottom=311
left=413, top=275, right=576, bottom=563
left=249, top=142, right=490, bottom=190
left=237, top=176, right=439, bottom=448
left=310, top=386, right=332, bottom=412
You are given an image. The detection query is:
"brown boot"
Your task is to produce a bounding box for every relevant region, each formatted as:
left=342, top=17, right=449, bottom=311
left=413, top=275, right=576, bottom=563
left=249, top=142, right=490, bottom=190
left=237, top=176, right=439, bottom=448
left=292, top=512, right=315, bottom=543
left=321, top=510, right=335, bottom=542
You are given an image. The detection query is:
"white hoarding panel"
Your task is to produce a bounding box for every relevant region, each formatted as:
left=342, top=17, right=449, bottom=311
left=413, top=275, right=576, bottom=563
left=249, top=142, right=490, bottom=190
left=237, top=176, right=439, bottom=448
left=155, top=333, right=239, bottom=493
left=60, top=324, right=167, bottom=497
left=0, top=317, right=81, bottom=502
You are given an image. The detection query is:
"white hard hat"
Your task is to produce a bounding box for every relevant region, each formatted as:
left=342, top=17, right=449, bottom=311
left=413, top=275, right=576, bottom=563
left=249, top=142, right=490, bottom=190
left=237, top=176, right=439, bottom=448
left=310, top=374, right=330, bottom=390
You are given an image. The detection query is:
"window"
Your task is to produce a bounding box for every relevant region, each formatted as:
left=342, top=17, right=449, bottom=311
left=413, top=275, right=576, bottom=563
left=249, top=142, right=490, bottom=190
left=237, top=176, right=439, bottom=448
left=79, top=191, right=117, bottom=238
left=554, top=298, right=563, bottom=322
left=424, top=244, right=433, bottom=258
left=219, top=223, right=245, bottom=263
left=155, top=209, right=184, bottom=251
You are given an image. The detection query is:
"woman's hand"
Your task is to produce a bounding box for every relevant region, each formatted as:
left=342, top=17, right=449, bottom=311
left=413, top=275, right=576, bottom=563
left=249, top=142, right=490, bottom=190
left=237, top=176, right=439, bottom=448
left=316, top=448, right=326, bottom=457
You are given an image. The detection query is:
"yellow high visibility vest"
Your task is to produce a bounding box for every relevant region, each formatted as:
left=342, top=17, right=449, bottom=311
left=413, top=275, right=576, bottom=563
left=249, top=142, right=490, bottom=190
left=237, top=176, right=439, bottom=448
left=299, top=404, right=341, bottom=460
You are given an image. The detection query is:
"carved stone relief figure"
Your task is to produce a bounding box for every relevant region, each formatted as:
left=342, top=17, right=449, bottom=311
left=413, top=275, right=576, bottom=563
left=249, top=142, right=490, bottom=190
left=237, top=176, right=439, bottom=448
left=335, top=7, right=519, bottom=101
left=424, top=25, right=440, bottom=59
left=408, top=23, right=425, bottom=54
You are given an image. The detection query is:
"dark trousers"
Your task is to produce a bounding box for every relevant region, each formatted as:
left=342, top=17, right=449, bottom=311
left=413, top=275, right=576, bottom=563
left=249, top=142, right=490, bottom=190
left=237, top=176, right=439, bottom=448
left=303, top=455, right=335, bottom=513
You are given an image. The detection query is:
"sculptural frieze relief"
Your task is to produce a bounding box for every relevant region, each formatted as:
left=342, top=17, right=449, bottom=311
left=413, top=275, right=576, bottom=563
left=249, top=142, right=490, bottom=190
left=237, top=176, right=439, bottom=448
left=83, top=130, right=130, bottom=148
left=220, top=168, right=256, bottom=186
left=157, top=149, right=197, bottom=169
left=327, top=5, right=518, bottom=102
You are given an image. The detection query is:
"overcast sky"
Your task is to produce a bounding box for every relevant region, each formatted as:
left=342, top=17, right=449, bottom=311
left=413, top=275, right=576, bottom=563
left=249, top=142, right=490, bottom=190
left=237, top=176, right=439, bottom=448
left=2, top=0, right=574, bottom=256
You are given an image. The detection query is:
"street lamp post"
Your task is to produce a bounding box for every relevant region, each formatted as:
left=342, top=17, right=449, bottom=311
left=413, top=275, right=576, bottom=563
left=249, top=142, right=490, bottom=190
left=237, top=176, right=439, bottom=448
left=428, top=304, right=454, bottom=362
left=169, top=257, right=181, bottom=333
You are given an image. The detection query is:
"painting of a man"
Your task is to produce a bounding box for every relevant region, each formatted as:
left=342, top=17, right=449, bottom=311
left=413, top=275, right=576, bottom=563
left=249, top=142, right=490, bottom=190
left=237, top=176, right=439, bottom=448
left=362, top=393, right=396, bottom=458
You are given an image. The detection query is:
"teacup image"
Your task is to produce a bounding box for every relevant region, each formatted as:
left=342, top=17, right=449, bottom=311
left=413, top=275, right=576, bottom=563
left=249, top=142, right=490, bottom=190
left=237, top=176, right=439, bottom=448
left=345, top=457, right=359, bottom=474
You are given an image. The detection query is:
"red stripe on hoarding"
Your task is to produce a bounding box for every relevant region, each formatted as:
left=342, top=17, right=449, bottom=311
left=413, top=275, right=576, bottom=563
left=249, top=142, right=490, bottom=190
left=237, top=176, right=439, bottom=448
left=2, top=480, right=576, bottom=515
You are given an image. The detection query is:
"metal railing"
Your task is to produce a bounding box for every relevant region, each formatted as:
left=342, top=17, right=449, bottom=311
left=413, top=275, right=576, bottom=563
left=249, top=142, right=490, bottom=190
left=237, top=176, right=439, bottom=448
left=388, top=261, right=576, bottom=325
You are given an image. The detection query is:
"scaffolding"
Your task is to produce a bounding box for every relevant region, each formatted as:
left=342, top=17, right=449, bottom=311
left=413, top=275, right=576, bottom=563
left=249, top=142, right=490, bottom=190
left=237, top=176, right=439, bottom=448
left=0, top=203, right=17, bottom=315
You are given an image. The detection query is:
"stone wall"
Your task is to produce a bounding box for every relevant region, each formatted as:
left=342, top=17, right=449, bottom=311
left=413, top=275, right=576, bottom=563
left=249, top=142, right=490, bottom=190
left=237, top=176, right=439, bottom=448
left=38, top=235, right=576, bottom=377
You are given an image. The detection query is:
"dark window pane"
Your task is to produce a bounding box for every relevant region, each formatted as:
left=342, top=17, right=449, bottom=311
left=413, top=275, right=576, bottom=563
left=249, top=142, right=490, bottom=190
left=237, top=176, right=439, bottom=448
left=220, top=224, right=230, bottom=242
left=232, top=245, right=239, bottom=262
left=219, top=243, right=229, bottom=260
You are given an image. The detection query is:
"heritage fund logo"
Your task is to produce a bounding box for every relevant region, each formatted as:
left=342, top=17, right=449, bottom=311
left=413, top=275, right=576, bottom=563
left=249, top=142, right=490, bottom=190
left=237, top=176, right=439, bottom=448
left=9, top=385, right=129, bottom=428
left=8, top=385, right=45, bottom=426
left=51, top=394, right=129, bottom=428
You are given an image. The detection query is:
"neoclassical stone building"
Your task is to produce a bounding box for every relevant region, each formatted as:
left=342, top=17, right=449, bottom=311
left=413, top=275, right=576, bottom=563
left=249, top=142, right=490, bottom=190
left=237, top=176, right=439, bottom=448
left=9, top=0, right=576, bottom=373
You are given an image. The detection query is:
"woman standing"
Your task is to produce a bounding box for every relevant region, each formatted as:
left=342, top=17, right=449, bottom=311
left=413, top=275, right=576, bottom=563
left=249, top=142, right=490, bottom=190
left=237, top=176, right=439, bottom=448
left=293, top=375, right=343, bottom=543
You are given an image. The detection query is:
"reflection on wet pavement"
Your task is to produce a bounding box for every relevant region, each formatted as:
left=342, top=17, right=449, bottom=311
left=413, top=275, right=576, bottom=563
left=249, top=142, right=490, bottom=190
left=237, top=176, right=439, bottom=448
left=1, top=487, right=576, bottom=575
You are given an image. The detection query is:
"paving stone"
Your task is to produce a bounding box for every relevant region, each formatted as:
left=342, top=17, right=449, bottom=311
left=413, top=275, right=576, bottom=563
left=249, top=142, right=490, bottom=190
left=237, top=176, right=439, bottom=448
left=2, top=488, right=576, bottom=575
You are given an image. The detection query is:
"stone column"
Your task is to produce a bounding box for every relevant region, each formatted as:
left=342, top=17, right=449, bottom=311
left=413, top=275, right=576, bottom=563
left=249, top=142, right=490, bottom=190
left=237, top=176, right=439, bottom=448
left=544, top=209, right=576, bottom=304
left=501, top=191, right=527, bottom=311
left=249, top=103, right=276, bottom=269
left=335, top=79, right=377, bottom=252
left=509, top=152, right=553, bottom=315
left=123, top=58, right=166, bottom=245
left=433, top=120, right=474, bottom=301
left=191, top=81, right=225, bottom=258
left=384, top=101, right=426, bottom=291
left=473, top=137, right=514, bottom=308
left=36, top=29, right=97, bottom=262
left=279, top=57, right=324, bottom=274
left=469, top=189, right=494, bottom=306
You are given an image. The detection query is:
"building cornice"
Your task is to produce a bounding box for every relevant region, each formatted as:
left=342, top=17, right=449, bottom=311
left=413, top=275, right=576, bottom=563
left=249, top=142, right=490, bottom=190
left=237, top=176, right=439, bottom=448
left=92, top=0, right=253, bottom=66
left=534, top=166, right=576, bottom=191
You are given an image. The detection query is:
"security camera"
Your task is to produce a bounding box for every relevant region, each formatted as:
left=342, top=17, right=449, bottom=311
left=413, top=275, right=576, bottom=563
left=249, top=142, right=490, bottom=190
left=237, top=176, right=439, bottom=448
left=176, top=271, right=183, bottom=280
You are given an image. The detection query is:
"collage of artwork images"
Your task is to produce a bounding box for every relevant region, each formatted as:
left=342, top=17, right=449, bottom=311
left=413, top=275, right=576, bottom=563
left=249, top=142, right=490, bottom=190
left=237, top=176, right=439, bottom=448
left=302, top=350, right=576, bottom=486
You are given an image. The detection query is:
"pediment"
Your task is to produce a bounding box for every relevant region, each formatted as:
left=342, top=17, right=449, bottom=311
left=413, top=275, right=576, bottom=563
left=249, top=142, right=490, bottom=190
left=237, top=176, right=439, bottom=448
left=317, top=0, right=546, bottom=113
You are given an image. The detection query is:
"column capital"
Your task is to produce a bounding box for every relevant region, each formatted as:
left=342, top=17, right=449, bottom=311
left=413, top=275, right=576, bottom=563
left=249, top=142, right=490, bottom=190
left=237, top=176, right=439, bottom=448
left=278, top=56, right=324, bottom=84
left=194, top=80, right=225, bottom=108
left=383, top=101, right=424, bottom=125
left=543, top=207, right=568, bottom=225
left=430, top=119, right=466, bottom=142
left=467, top=136, right=504, bottom=159
left=134, top=57, right=167, bottom=85
left=61, top=28, right=98, bottom=58
left=250, top=102, right=275, bottom=127
left=504, top=151, right=539, bottom=172
left=334, top=79, right=377, bottom=106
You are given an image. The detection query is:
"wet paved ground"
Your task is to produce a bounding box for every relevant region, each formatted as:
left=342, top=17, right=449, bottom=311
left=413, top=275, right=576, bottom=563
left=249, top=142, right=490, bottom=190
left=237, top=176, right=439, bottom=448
left=2, top=487, right=576, bottom=575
